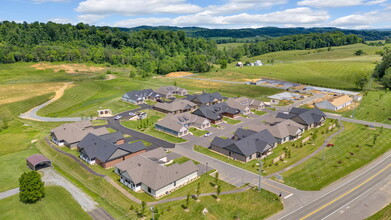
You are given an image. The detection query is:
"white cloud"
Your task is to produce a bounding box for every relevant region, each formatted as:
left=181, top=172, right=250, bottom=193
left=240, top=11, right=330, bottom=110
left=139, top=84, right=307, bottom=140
left=297, top=0, right=386, bottom=7
left=78, top=14, right=108, bottom=23
left=76, top=0, right=202, bottom=16
left=49, top=18, right=74, bottom=24
left=114, top=7, right=330, bottom=28
left=206, top=0, right=287, bottom=15
left=330, top=10, right=391, bottom=28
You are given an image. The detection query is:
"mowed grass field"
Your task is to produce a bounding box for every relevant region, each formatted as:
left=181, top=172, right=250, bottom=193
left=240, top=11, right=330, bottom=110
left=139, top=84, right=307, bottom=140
left=156, top=188, right=283, bottom=220
left=0, top=186, right=91, bottom=220
left=344, top=90, right=391, bottom=124
left=37, top=76, right=280, bottom=117
left=282, top=122, right=391, bottom=190
left=196, top=43, right=387, bottom=90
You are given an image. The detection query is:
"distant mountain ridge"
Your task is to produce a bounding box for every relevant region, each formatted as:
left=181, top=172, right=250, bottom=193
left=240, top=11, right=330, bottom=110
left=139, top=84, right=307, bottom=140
left=120, top=26, right=391, bottom=41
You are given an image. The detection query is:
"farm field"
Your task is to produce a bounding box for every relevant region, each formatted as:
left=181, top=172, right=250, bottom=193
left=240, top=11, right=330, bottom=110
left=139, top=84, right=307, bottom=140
left=195, top=43, right=386, bottom=89
left=0, top=186, right=91, bottom=220
left=282, top=122, right=391, bottom=190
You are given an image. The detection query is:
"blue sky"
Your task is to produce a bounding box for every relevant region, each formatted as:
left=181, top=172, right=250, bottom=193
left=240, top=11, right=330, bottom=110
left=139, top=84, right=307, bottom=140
left=1, top=0, right=390, bottom=29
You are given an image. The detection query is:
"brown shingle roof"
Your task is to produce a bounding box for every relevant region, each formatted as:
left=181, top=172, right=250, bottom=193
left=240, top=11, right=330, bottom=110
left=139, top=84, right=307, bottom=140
left=51, top=121, right=109, bottom=144
left=116, top=148, right=198, bottom=190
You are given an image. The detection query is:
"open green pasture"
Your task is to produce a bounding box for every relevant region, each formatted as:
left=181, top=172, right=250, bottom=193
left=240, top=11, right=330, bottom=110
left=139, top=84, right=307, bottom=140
left=282, top=122, right=391, bottom=190
left=198, top=61, right=374, bottom=90
left=344, top=90, right=391, bottom=124
left=0, top=186, right=91, bottom=220
left=244, top=43, right=386, bottom=63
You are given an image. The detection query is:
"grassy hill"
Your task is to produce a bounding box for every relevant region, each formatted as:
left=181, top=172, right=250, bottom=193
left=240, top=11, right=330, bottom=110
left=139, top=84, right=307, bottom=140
left=197, top=43, right=388, bottom=90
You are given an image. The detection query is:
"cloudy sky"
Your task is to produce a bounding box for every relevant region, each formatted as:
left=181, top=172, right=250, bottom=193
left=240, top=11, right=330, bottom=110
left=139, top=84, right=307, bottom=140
left=1, top=0, right=390, bottom=29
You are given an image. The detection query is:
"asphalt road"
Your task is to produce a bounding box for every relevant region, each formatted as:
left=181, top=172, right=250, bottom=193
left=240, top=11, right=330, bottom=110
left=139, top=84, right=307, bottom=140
left=275, top=152, right=391, bottom=220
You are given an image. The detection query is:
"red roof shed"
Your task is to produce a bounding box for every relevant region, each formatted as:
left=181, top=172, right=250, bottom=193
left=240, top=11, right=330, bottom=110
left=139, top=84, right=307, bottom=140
left=26, top=154, right=52, bottom=170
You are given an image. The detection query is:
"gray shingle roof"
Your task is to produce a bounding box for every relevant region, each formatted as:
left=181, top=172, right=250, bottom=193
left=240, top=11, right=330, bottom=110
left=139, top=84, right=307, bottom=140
left=116, top=148, right=198, bottom=191
left=78, top=133, right=145, bottom=163
left=192, top=102, right=240, bottom=120
left=186, top=92, right=223, bottom=104
left=155, top=112, right=208, bottom=132
left=123, top=89, right=160, bottom=101
left=211, top=129, right=277, bottom=157
left=277, top=108, right=326, bottom=126
left=99, top=132, right=123, bottom=144
left=154, top=86, right=187, bottom=96
left=154, top=99, right=196, bottom=112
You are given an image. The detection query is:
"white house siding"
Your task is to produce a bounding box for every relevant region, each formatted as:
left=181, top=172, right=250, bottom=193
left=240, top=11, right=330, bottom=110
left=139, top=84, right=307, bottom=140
left=316, top=100, right=352, bottom=111
left=152, top=172, right=198, bottom=198
left=80, top=153, right=95, bottom=165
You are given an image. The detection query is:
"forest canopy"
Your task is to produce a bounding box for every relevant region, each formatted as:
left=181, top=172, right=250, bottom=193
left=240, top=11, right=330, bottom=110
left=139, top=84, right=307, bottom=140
left=0, top=21, right=362, bottom=76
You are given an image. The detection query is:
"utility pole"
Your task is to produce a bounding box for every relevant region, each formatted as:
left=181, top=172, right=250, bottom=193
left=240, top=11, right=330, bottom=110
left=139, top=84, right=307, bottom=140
left=258, top=160, right=262, bottom=192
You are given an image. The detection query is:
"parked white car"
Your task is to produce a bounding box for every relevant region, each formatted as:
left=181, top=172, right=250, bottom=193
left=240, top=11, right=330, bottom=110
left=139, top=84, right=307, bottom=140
left=204, top=132, right=212, bottom=137
left=114, top=115, right=122, bottom=120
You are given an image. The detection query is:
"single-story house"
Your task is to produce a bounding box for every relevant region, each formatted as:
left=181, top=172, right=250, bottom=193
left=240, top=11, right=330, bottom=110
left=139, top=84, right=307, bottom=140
left=154, top=86, right=188, bottom=98
left=277, top=107, right=326, bottom=130
left=122, top=89, right=161, bottom=104
left=78, top=133, right=146, bottom=168
left=248, top=119, right=305, bottom=144
left=115, top=148, right=198, bottom=198
left=236, top=62, right=243, bottom=67
left=315, top=95, right=353, bottom=111
left=210, top=129, right=278, bottom=163
left=155, top=112, right=210, bottom=137
left=185, top=92, right=224, bottom=106
left=226, top=97, right=265, bottom=114
left=192, top=102, right=240, bottom=124
left=51, top=121, right=109, bottom=149
left=153, top=99, right=197, bottom=114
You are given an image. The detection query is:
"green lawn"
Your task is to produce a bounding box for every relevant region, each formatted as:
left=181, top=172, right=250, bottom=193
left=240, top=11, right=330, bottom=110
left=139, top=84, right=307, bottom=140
left=252, top=109, right=267, bottom=116
left=36, top=139, right=140, bottom=219
left=223, top=117, right=242, bottom=125
left=344, top=90, right=391, bottom=124
left=189, top=127, right=209, bottom=137
left=194, top=119, right=337, bottom=176
left=155, top=188, right=283, bottom=220
left=91, top=119, right=108, bottom=126
left=367, top=203, right=391, bottom=220
left=262, top=119, right=338, bottom=176
left=120, top=110, right=186, bottom=143
left=282, top=122, right=391, bottom=190
left=0, top=149, right=40, bottom=192
left=0, top=186, right=91, bottom=220
left=109, top=169, right=236, bottom=202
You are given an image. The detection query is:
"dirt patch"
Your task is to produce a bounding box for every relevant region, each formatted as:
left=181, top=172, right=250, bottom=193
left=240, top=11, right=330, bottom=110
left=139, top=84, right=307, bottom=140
left=31, top=63, right=104, bottom=73
left=0, top=82, right=70, bottom=105
left=165, top=71, right=194, bottom=78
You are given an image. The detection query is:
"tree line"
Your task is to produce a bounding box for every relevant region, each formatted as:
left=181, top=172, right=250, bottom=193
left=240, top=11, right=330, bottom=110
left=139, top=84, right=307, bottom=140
left=243, top=32, right=362, bottom=57
left=374, top=47, right=391, bottom=88
left=0, top=21, right=227, bottom=76
left=0, top=21, right=363, bottom=76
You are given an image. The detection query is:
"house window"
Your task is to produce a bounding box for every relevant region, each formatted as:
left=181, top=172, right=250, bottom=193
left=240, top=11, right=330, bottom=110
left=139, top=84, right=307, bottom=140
left=148, top=187, right=151, bottom=193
